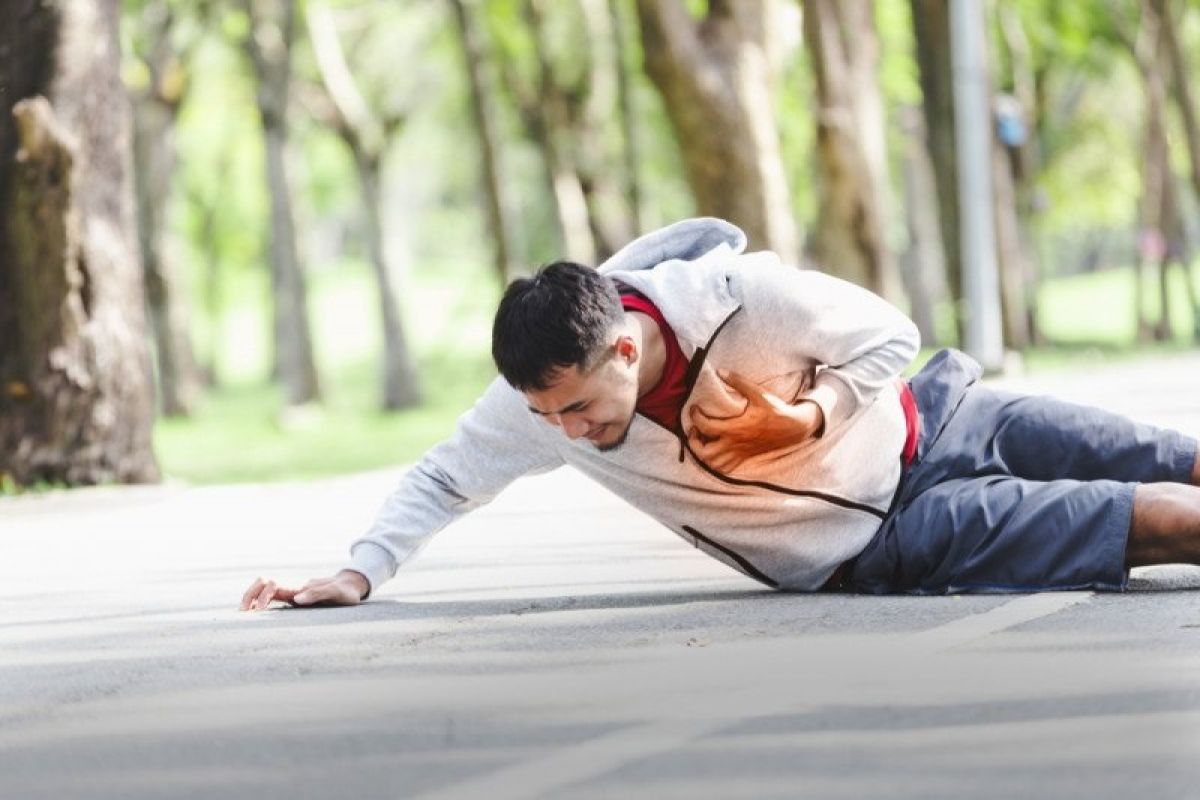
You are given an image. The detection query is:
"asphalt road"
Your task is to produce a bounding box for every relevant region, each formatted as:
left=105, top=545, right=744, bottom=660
left=2, top=351, right=1200, bottom=799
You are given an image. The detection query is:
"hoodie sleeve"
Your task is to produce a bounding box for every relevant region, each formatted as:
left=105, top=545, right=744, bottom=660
left=734, top=255, right=920, bottom=433
left=346, top=377, right=564, bottom=597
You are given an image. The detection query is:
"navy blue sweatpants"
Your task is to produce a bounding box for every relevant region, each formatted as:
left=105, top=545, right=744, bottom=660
left=849, top=349, right=1199, bottom=594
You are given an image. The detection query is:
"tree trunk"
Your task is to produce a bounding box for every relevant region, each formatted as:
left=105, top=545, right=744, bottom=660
left=898, top=106, right=948, bottom=346
left=306, top=0, right=424, bottom=410
left=0, top=0, right=159, bottom=487
left=244, top=0, right=321, bottom=406
left=636, top=0, right=798, bottom=259
left=576, top=0, right=636, bottom=259
left=447, top=0, right=521, bottom=283
left=1158, top=0, right=1200, bottom=215
left=608, top=0, right=643, bottom=234
left=1132, top=0, right=1173, bottom=342
left=996, top=6, right=1044, bottom=345
left=991, top=135, right=1031, bottom=349
left=355, top=153, right=423, bottom=409
left=801, top=0, right=900, bottom=299
left=502, top=0, right=599, bottom=265
left=909, top=0, right=962, bottom=333
left=130, top=3, right=201, bottom=417
left=1157, top=0, right=1200, bottom=337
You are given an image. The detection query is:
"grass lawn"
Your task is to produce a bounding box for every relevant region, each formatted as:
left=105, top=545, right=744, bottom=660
left=152, top=262, right=1199, bottom=486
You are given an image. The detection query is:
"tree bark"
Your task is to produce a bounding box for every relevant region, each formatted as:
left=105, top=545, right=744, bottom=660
left=1156, top=0, right=1200, bottom=337
left=636, top=0, right=798, bottom=259
left=991, top=134, right=1031, bottom=349
left=996, top=6, right=1043, bottom=345
left=1132, top=0, right=1174, bottom=341
left=354, top=152, right=423, bottom=408
left=1158, top=0, right=1200, bottom=215
left=898, top=106, right=948, bottom=346
left=576, top=0, right=636, bottom=258
left=130, top=1, right=202, bottom=417
left=447, top=0, right=521, bottom=282
left=0, top=0, right=159, bottom=487
left=307, top=1, right=423, bottom=410
left=801, top=0, right=899, bottom=298
left=243, top=0, right=321, bottom=406
left=909, top=0, right=962, bottom=330
left=608, top=0, right=643, bottom=234
left=494, top=0, right=600, bottom=264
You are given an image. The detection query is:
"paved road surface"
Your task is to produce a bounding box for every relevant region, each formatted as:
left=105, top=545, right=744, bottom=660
left=2, top=352, right=1199, bottom=799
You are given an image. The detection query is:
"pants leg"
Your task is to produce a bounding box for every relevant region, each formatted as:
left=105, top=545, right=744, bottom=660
left=853, top=349, right=1197, bottom=595
left=908, top=385, right=1196, bottom=497
left=851, top=476, right=1135, bottom=594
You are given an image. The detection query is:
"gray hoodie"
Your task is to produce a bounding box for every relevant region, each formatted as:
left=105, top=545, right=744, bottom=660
left=347, top=218, right=921, bottom=593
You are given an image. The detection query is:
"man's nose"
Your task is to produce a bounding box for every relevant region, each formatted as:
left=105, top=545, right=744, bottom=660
left=559, top=415, right=588, bottom=439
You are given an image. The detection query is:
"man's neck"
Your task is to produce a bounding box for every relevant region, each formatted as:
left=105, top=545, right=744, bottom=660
left=628, top=311, right=666, bottom=398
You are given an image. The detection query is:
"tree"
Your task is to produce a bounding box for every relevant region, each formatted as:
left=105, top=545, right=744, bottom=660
left=636, top=0, right=799, bottom=259
left=801, top=0, right=900, bottom=298
left=0, top=0, right=160, bottom=487
left=242, top=0, right=321, bottom=406
left=494, top=0, right=634, bottom=263
left=608, top=0, right=644, bottom=235
left=1127, top=0, right=1200, bottom=340
left=305, top=0, right=422, bottom=410
left=447, top=0, right=521, bottom=284
left=127, top=0, right=206, bottom=416
left=993, top=6, right=1043, bottom=346
left=897, top=105, right=949, bottom=346
left=1156, top=0, right=1200, bottom=338
left=910, top=0, right=1032, bottom=350
left=909, top=0, right=962, bottom=326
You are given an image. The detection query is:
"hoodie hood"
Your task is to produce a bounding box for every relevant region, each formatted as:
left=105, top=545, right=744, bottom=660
left=599, top=217, right=749, bottom=352
left=599, top=217, right=747, bottom=274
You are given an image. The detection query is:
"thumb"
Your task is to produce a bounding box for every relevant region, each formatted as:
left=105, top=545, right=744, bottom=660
left=690, top=404, right=726, bottom=436
left=293, top=589, right=320, bottom=605
left=719, top=370, right=768, bottom=407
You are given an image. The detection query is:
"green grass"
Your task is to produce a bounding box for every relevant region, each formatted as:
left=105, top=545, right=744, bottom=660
left=1036, top=263, right=1200, bottom=346
left=156, top=254, right=501, bottom=485
left=154, top=261, right=1200, bottom=485
left=154, top=355, right=494, bottom=484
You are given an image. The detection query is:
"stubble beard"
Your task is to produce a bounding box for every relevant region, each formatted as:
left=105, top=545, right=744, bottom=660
left=594, top=413, right=636, bottom=452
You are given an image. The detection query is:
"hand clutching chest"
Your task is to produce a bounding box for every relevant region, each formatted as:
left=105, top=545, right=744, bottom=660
left=685, top=369, right=825, bottom=474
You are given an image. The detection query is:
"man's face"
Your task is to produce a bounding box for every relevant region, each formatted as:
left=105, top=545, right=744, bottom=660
left=524, top=349, right=640, bottom=452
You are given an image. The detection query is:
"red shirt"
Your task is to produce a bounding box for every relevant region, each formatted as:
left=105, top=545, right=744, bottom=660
left=621, top=292, right=688, bottom=432
left=619, top=291, right=920, bottom=466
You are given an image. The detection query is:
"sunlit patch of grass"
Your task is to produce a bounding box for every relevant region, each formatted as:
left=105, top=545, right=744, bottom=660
left=1037, top=263, right=1200, bottom=346
left=154, top=351, right=495, bottom=484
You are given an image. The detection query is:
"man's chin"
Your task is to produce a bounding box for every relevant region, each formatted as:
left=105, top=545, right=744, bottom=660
left=593, top=421, right=633, bottom=452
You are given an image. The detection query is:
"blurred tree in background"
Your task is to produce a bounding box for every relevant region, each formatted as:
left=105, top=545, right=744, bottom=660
left=0, top=0, right=159, bottom=487
left=3, top=0, right=1200, bottom=488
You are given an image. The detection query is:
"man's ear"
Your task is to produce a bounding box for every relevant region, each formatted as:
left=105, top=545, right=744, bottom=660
left=615, top=334, right=638, bottom=365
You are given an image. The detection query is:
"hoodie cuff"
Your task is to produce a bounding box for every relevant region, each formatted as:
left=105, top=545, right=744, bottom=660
left=798, top=378, right=850, bottom=433
left=348, top=542, right=398, bottom=600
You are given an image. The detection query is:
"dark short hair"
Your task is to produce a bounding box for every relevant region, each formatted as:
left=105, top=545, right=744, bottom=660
left=491, top=261, right=624, bottom=391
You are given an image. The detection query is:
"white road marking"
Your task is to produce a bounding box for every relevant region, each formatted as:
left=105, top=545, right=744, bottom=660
left=409, top=592, right=1094, bottom=800
left=900, top=592, right=1091, bottom=654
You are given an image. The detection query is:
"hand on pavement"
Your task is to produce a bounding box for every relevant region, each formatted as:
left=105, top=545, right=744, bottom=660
left=687, top=370, right=824, bottom=473
left=239, top=569, right=369, bottom=611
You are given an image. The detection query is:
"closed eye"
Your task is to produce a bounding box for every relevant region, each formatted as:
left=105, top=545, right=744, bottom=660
left=528, top=401, right=589, bottom=416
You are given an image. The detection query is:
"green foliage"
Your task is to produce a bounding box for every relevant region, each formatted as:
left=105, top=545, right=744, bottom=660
left=111, top=0, right=1200, bottom=485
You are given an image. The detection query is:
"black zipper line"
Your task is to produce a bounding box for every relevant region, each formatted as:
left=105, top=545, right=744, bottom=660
left=675, top=305, right=745, bottom=462
left=671, top=303, right=887, bottom=521
left=682, top=525, right=779, bottom=589
left=685, top=443, right=888, bottom=519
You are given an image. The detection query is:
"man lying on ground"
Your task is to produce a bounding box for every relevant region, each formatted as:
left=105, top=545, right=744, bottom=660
left=241, top=217, right=1200, bottom=610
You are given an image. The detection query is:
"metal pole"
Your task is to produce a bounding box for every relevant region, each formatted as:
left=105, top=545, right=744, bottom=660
left=950, top=0, right=1005, bottom=371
